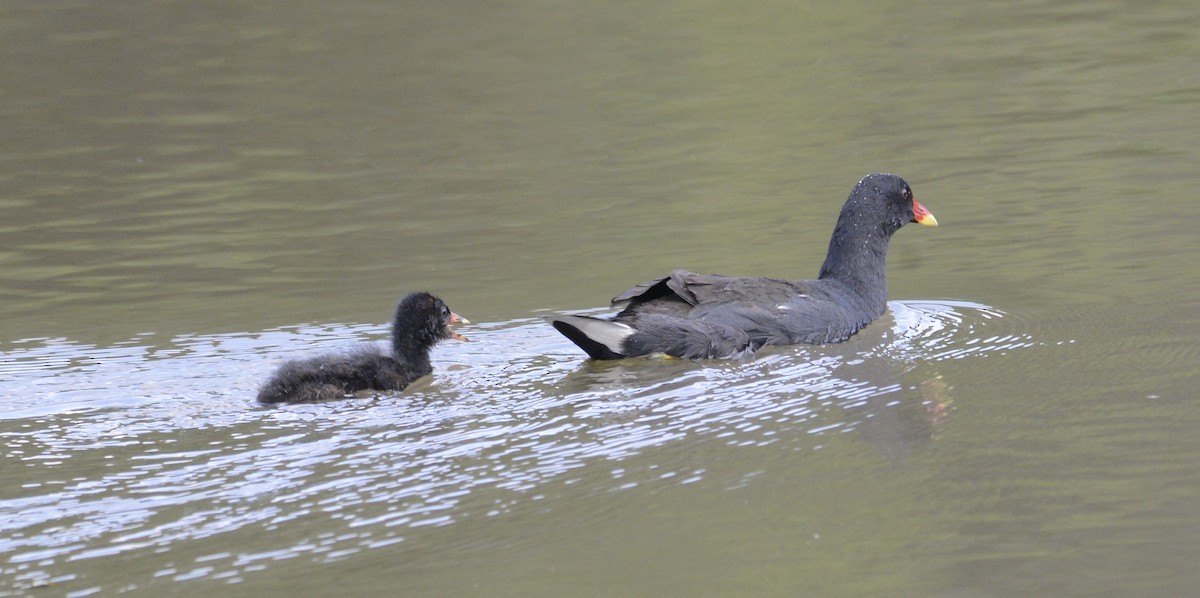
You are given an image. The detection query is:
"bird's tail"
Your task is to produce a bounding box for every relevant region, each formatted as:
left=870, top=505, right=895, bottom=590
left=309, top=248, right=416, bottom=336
left=543, top=314, right=634, bottom=360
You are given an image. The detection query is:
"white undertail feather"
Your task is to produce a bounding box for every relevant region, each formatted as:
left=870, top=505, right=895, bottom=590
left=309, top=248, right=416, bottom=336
left=545, top=315, right=635, bottom=354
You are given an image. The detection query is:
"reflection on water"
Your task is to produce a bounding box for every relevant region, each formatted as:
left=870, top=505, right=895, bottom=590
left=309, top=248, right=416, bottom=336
left=0, top=301, right=1024, bottom=593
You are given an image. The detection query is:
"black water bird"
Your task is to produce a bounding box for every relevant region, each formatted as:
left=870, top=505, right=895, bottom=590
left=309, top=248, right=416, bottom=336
left=546, top=173, right=937, bottom=359
left=258, top=292, right=468, bottom=403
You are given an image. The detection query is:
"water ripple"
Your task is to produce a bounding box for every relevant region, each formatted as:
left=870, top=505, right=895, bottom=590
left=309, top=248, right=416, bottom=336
left=0, top=299, right=1034, bottom=592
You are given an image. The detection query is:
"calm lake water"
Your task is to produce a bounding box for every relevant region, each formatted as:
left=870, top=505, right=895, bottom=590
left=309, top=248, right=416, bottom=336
left=3, top=0, right=1199, bottom=596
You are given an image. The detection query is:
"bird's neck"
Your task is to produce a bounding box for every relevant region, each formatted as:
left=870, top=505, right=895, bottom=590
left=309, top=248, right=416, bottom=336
left=392, top=326, right=434, bottom=371
left=817, top=223, right=892, bottom=311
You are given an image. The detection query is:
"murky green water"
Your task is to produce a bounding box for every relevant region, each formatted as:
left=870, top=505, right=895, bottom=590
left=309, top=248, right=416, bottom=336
left=3, top=0, right=1199, bottom=596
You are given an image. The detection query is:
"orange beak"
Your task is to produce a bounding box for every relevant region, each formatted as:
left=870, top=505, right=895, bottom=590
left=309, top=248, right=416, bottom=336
left=912, top=199, right=938, bottom=227
left=448, top=311, right=470, bottom=341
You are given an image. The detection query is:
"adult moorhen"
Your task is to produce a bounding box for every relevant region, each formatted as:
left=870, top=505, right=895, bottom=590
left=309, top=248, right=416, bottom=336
left=546, top=173, right=937, bottom=359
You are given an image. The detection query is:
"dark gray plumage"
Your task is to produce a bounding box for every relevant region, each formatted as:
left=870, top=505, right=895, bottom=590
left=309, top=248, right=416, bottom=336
left=257, top=292, right=467, bottom=403
left=547, top=173, right=938, bottom=360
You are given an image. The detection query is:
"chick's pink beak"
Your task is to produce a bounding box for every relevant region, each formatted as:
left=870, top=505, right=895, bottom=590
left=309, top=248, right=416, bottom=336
left=448, top=311, right=469, bottom=341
